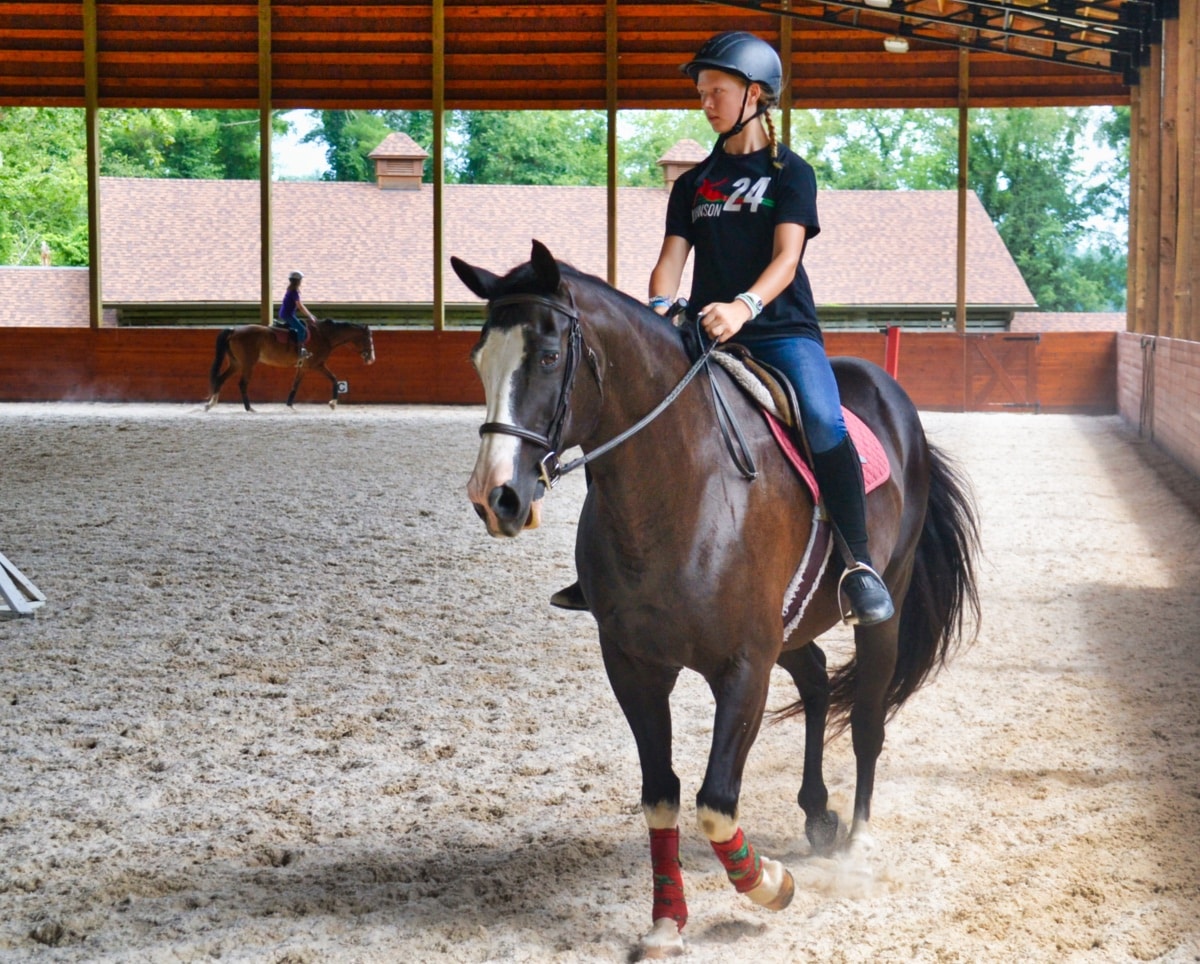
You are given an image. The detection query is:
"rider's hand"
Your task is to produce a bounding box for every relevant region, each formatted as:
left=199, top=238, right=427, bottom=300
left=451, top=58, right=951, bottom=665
left=698, top=300, right=753, bottom=343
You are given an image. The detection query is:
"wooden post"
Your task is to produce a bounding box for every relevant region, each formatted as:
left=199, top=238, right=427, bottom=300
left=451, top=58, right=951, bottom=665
left=955, top=48, right=969, bottom=336
left=1134, top=44, right=1163, bottom=337
left=1127, top=82, right=1141, bottom=335
left=1173, top=2, right=1196, bottom=342
left=779, top=1, right=792, bottom=147
left=432, top=0, right=445, bottom=331
left=83, top=0, right=101, bottom=330
left=258, top=0, right=272, bottom=325
left=1158, top=17, right=1179, bottom=340
left=606, top=0, right=618, bottom=288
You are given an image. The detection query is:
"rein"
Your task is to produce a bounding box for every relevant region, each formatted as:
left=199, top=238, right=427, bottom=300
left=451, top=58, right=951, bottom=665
left=478, top=289, right=756, bottom=490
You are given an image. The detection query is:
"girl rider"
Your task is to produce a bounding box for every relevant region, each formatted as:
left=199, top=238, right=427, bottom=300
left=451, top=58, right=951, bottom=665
left=279, top=270, right=317, bottom=364
left=553, top=31, right=893, bottom=627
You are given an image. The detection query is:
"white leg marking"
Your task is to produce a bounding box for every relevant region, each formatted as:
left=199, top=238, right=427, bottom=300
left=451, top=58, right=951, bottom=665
left=696, top=805, right=738, bottom=843
left=643, top=802, right=680, bottom=831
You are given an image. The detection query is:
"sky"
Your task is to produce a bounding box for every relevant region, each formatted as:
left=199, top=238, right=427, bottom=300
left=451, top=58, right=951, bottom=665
left=272, top=109, right=328, bottom=179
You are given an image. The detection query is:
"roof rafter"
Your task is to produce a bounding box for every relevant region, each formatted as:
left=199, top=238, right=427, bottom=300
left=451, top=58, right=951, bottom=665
left=707, top=0, right=1162, bottom=84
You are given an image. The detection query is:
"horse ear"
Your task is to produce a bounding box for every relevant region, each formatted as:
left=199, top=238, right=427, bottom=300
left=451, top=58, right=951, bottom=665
left=450, top=256, right=501, bottom=301
left=529, top=240, right=561, bottom=293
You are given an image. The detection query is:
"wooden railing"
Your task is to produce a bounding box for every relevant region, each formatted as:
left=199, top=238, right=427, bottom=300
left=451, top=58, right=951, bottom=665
left=0, top=327, right=1117, bottom=414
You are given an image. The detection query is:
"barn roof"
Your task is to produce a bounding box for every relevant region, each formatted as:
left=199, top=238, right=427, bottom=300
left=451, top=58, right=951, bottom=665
left=72, top=173, right=1033, bottom=310
left=0, top=2, right=1146, bottom=112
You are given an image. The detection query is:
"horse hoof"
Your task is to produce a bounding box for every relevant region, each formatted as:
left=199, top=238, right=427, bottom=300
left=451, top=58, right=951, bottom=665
left=762, top=868, right=795, bottom=911
left=637, top=918, right=684, bottom=959
left=806, top=810, right=841, bottom=857
left=329, top=399, right=337, bottom=410
left=204, top=397, right=217, bottom=411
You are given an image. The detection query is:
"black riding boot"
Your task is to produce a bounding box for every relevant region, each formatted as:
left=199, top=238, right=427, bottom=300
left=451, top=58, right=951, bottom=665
left=811, top=435, right=895, bottom=626
left=550, top=582, right=588, bottom=611
left=551, top=467, right=591, bottom=612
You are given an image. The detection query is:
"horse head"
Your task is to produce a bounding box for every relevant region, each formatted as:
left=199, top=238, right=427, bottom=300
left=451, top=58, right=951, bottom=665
left=321, top=319, right=375, bottom=364
left=452, top=240, right=587, bottom=538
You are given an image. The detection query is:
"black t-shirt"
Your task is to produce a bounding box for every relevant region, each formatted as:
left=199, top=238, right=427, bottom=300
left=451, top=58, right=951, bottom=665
left=665, top=142, right=823, bottom=343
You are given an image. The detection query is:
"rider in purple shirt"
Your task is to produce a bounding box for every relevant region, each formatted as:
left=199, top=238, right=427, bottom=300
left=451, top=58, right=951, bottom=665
left=278, top=270, right=317, bottom=363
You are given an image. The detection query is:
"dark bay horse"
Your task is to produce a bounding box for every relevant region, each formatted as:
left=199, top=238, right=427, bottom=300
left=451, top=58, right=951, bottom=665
left=452, top=241, right=979, bottom=959
left=205, top=319, right=375, bottom=412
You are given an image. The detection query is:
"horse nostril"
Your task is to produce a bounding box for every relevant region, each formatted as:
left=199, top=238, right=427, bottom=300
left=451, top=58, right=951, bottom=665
left=488, top=484, right=521, bottom=521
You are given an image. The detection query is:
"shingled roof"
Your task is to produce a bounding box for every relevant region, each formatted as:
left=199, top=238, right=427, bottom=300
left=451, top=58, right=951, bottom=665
left=93, top=175, right=1034, bottom=310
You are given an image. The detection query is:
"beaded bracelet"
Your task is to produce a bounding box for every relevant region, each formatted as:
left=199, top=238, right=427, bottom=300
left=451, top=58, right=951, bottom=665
left=735, top=291, right=763, bottom=320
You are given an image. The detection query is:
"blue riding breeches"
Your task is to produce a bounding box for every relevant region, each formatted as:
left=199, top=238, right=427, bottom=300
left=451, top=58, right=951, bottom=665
left=280, top=316, right=308, bottom=344
left=737, top=333, right=846, bottom=455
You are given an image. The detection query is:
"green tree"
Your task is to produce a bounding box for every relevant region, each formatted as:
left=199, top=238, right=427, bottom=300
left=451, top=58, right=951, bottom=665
left=799, top=108, right=959, bottom=190
left=99, top=108, right=277, bottom=178
left=617, top=110, right=715, bottom=186
left=454, top=111, right=608, bottom=185
left=969, top=107, right=1119, bottom=310
left=308, top=110, right=394, bottom=182
left=0, top=107, right=88, bottom=265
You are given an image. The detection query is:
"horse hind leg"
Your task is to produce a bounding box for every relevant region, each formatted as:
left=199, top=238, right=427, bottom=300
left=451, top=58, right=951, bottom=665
left=844, top=620, right=899, bottom=862
left=776, top=644, right=842, bottom=856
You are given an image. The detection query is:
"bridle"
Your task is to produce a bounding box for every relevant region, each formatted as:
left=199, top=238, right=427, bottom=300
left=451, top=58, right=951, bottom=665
left=479, top=290, right=587, bottom=490
left=477, top=286, right=755, bottom=490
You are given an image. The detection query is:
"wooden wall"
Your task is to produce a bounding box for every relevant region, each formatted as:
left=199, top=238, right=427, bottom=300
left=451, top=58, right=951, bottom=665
left=1129, top=4, right=1198, bottom=343
left=0, top=327, right=1115, bottom=415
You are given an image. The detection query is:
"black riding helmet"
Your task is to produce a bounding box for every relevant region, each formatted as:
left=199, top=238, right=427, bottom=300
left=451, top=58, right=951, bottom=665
left=682, top=31, right=783, bottom=105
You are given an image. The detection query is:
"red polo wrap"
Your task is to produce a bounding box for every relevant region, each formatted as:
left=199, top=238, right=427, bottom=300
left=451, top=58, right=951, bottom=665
left=649, top=827, right=688, bottom=929
left=710, top=827, right=763, bottom=893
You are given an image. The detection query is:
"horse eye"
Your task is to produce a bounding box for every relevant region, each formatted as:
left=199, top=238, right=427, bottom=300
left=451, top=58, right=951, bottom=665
left=539, top=351, right=561, bottom=369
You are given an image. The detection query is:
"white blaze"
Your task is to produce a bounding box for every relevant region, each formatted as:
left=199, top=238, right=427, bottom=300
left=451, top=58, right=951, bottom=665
left=467, top=327, right=527, bottom=512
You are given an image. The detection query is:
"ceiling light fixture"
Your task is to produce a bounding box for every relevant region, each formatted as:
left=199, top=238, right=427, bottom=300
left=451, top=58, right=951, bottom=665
left=863, top=0, right=892, bottom=8
left=883, top=35, right=910, bottom=54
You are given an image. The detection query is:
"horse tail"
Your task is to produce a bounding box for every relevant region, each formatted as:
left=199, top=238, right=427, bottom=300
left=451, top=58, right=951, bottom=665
left=210, top=327, right=234, bottom=392
left=820, top=443, right=982, bottom=736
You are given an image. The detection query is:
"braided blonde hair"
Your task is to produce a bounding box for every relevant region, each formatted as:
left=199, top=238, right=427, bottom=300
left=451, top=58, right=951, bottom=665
left=763, top=108, right=782, bottom=170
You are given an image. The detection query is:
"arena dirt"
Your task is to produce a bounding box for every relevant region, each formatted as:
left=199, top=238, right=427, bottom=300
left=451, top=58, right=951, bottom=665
left=1, top=404, right=1197, bottom=963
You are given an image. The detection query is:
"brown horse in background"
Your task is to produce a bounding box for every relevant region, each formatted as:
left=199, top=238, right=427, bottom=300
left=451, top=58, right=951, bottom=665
left=205, top=319, right=375, bottom=412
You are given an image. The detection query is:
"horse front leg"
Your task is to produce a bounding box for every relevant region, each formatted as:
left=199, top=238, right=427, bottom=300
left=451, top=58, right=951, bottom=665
left=315, top=363, right=338, bottom=410
left=776, top=644, right=841, bottom=855
left=285, top=367, right=306, bottom=409
left=699, top=656, right=795, bottom=912
left=846, top=621, right=899, bottom=862
left=599, top=639, right=687, bottom=960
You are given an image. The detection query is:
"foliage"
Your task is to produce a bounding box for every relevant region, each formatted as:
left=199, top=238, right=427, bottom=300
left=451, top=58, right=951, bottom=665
left=0, top=107, right=286, bottom=265
left=969, top=107, right=1126, bottom=310
left=0, top=108, right=88, bottom=265
left=304, top=109, right=434, bottom=182
left=453, top=110, right=608, bottom=185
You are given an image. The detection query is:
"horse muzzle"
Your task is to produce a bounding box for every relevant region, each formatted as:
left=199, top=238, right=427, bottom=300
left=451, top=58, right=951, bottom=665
left=470, top=484, right=542, bottom=537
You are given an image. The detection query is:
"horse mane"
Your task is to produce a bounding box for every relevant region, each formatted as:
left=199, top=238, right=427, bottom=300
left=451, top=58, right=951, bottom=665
left=316, top=318, right=369, bottom=332
left=557, top=263, right=686, bottom=355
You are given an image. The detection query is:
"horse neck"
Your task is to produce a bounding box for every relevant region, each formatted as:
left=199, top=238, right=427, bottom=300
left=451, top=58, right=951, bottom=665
left=573, top=286, right=700, bottom=462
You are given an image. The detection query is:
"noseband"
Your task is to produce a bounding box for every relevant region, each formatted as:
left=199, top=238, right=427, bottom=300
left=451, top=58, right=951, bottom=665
left=479, top=290, right=584, bottom=489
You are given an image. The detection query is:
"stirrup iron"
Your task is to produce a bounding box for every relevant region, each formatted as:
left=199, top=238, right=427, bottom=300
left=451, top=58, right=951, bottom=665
left=836, top=561, right=892, bottom=626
